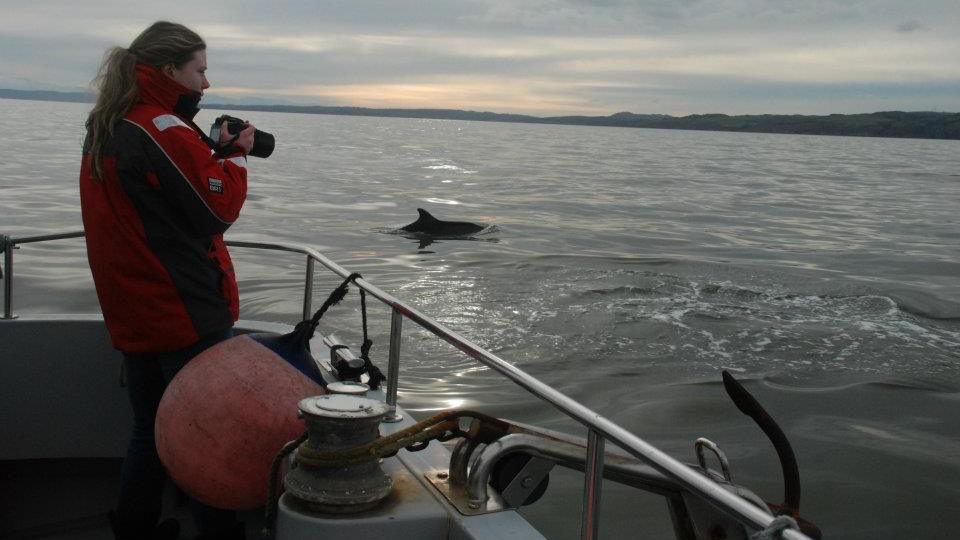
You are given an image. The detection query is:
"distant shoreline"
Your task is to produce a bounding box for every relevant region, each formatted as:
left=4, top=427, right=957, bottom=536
left=3, top=88, right=958, bottom=141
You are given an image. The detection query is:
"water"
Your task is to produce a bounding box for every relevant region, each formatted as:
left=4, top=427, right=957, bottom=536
left=2, top=98, right=959, bottom=538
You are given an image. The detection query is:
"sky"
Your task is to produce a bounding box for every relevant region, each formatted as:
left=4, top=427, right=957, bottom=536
left=1, top=0, right=958, bottom=116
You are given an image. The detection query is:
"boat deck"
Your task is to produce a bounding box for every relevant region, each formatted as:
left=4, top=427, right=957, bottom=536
left=0, top=458, right=265, bottom=539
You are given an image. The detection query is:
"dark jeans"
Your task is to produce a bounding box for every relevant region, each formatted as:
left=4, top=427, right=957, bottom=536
left=116, top=329, right=237, bottom=536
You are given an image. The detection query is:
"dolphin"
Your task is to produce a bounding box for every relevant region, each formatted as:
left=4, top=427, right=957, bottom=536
left=400, top=208, right=487, bottom=237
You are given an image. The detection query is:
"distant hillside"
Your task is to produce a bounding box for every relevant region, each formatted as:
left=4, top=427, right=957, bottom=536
left=0, top=88, right=93, bottom=103
left=3, top=88, right=958, bottom=140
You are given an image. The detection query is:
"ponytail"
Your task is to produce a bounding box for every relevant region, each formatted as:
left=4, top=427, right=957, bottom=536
left=86, top=47, right=138, bottom=180
left=85, top=21, right=205, bottom=181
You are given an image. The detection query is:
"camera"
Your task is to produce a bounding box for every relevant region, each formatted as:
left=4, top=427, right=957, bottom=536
left=209, top=115, right=275, bottom=158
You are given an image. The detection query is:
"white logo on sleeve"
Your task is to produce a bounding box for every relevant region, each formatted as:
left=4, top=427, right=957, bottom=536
left=152, top=114, right=190, bottom=131
left=208, top=178, right=224, bottom=193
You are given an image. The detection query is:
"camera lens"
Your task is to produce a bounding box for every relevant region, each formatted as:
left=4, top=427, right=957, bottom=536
left=249, top=130, right=275, bottom=158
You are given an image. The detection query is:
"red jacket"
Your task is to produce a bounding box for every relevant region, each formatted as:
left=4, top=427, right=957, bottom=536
left=80, top=64, right=248, bottom=353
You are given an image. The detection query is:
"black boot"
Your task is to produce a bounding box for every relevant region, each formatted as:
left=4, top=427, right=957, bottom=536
left=109, top=510, right=180, bottom=540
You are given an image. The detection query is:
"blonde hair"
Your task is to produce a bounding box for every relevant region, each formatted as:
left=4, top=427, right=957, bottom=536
left=86, top=21, right=205, bottom=180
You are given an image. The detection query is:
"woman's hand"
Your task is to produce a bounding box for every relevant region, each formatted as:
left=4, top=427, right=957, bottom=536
left=220, top=122, right=257, bottom=155
left=235, top=124, right=256, bottom=155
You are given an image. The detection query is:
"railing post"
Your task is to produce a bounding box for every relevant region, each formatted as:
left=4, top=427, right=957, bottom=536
left=302, top=256, right=315, bottom=320
left=2, top=237, right=15, bottom=320
left=581, top=429, right=605, bottom=540
left=383, top=307, right=403, bottom=422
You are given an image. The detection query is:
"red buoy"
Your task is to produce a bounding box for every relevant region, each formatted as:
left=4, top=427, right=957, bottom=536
left=156, top=334, right=325, bottom=510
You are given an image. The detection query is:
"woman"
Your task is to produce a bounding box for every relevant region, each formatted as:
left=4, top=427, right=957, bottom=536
left=80, top=21, right=255, bottom=540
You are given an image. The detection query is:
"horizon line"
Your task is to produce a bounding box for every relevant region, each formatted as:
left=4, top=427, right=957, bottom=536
left=0, top=87, right=956, bottom=119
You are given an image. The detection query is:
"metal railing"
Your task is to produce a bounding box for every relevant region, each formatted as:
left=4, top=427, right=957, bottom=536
left=0, top=231, right=810, bottom=540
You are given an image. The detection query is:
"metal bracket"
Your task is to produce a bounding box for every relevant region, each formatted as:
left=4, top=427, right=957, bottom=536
left=424, top=469, right=508, bottom=516
left=695, top=438, right=731, bottom=481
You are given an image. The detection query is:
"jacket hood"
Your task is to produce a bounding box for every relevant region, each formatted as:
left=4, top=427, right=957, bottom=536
left=135, top=63, right=202, bottom=120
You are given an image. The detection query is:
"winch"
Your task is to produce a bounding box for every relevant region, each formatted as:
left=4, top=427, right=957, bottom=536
left=283, top=394, right=393, bottom=514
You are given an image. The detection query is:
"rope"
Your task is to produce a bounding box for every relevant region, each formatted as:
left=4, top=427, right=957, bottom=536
left=322, top=273, right=384, bottom=390
left=352, top=275, right=370, bottom=353
left=297, top=420, right=459, bottom=468
left=347, top=274, right=373, bottom=362
left=306, top=273, right=360, bottom=334
left=297, top=410, right=509, bottom=468
left=750, top=515, right=800, bottom=540
left=261, top=433, right=309, bottom=539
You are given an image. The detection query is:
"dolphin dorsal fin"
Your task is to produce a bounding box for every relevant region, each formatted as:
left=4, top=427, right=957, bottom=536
left=416, top=208, right=438, bottom=223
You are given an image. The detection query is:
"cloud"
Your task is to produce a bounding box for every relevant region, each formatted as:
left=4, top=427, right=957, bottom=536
left=1, top=0, right=959, bottom=114
left=244, top=76, right=616, bottom=115
left=556, top=33, right=960, bottom=84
